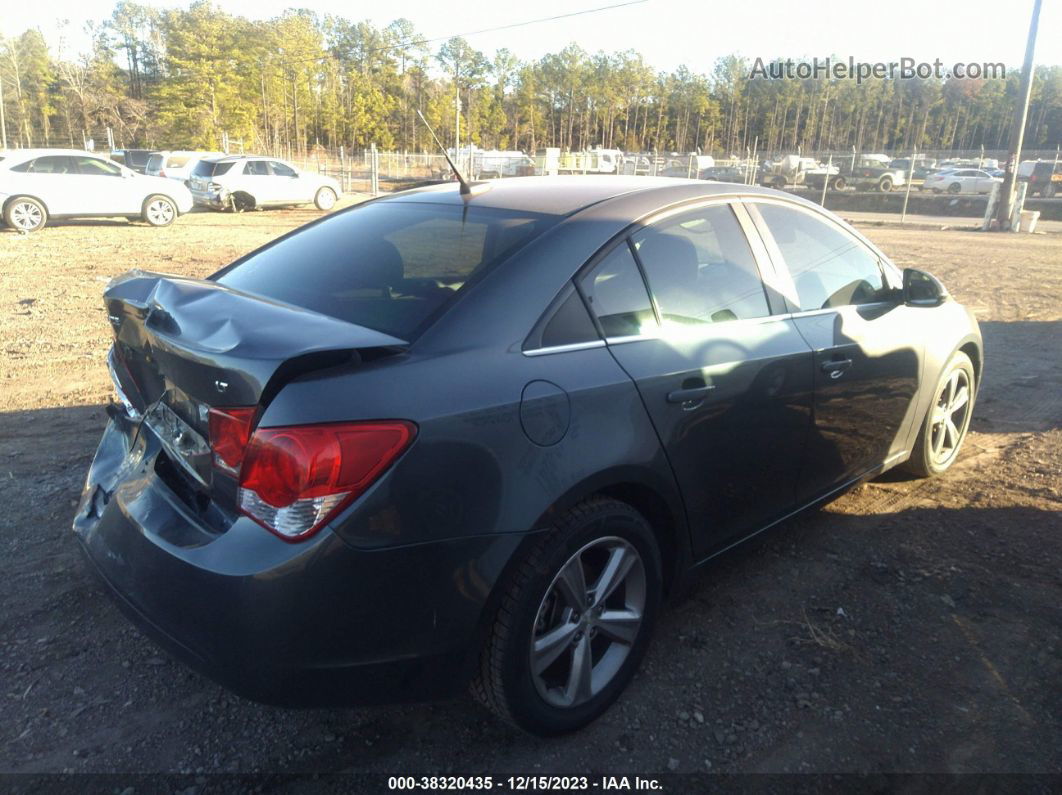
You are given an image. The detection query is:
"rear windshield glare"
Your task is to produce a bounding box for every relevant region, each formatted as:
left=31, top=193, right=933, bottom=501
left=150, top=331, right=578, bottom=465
left=193, top=160, right=236, bottom=177
left=215, top=202, right=557, bottom=339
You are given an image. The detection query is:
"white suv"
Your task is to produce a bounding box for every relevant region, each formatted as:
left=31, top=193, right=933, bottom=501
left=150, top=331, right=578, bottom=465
left=145, top=151, right=225, bottom=185
left=0, top=148, right=194, bottom=232
left=190, top=156, right=340, bottom=212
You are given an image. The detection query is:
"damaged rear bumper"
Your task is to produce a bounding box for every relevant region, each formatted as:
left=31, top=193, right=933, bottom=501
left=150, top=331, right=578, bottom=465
left=73, top=411, right=518, bottom=706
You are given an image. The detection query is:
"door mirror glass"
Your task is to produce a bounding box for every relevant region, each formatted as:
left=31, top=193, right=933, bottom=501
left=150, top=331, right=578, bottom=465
left=903, top=268, right=947, bottom=307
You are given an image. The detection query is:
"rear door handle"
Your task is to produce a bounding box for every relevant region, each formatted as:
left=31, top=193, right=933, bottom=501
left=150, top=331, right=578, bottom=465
left=667, top=385, right=715, bottom=403
left=821, top=358, right=853, bottom=378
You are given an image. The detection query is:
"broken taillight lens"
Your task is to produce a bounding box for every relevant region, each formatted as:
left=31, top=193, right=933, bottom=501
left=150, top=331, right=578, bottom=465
left=207, top=407, right=256, bottom=474
left=237, top=421, right=416, bottom=542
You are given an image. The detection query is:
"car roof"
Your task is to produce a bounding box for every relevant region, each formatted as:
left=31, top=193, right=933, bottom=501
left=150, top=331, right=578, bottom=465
left=380, top=175, right=783, bottom=216
left=202, top=154, right=275, bottom=162
left=0, top=148, right=108, bottom=159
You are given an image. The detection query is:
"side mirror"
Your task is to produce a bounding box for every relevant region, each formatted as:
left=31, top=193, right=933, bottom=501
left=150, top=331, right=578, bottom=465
left=903, top=268, right=948, bottom=307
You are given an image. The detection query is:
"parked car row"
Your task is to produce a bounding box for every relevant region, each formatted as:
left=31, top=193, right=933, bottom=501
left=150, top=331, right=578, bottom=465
left=0, top=149, right=342, bottom=232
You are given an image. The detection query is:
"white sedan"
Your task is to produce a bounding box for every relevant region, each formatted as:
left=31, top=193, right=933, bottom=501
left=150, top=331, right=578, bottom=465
left=189, top=155, right=341, bottom=212
left=0, top=148, right=193, bottom=233
left=922, top=168, right=1003, bottom=195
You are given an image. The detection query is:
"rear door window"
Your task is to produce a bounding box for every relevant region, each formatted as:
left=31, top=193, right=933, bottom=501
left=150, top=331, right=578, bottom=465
left=578, top=242, right=656, bottom=339
left=216, top=202, right=557, bottom=339
left=193, top=160, right=237, bottom=178
left=147, top=154, right=164, bottom=171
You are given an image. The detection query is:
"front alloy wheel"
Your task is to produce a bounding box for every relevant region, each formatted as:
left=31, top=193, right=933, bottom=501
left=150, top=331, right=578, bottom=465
left=929, top=368, right=972, bottom=468
left=903, top=351, right=975, bottom=477
left=314, top=187, right=337, bottom=210
left=6, top=198, right=47, bottom=232
left=143, top=195, right=177, bottom=227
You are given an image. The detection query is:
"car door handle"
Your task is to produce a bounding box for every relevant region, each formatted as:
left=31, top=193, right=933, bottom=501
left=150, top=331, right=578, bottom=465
left=667, top=385, right=716, bottom=403
left=821, top=358, right=853, bottom=378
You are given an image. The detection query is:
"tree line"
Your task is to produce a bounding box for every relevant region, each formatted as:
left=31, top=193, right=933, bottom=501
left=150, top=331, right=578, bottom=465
left=1, top=0, right=1060, bottom=157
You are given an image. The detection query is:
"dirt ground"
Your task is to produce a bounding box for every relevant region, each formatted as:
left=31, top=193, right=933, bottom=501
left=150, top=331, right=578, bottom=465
left=1, top=201, right=1060, bottom=783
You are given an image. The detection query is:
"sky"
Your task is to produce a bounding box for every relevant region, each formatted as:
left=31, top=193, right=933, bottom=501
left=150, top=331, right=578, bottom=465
left=9, top=0, right=1062, bottom=73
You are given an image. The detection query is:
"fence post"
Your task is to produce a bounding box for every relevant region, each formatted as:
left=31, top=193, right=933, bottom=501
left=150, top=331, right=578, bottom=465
left=370, top=142, right=379, bottom=196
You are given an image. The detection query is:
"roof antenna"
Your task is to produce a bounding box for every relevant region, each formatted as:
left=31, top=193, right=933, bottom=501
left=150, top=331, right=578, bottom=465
left=416, top=109, right=487, bottom=197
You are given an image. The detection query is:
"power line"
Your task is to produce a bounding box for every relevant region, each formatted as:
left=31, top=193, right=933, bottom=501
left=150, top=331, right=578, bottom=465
left=270, top=0, right=649, bottom=69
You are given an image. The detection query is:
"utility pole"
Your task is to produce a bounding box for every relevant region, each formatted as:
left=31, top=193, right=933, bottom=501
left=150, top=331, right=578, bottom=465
left=996, top=0, right=1042, bottom=230
left=454, top=61, right=461, bottom=157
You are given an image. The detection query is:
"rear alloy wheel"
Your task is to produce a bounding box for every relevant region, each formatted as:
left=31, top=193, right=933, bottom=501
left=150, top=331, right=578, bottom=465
left=903, top=351, right=975, bottom=477
left=5, top=197, right=47, bottom=233
left=947, top=182, right=962, bottom=194
left=142, top=195, right=177, bottom=227
left=472, top=497, right=661, bottom=735
left=314, top=187, right=337, bottom=211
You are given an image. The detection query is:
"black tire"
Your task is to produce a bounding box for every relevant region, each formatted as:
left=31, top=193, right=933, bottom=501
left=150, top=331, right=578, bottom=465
left=142, top=194, right=177, bottom=227
left=878, top=176, right=894, bottom=192
left=902, top=351, right=976, bottom=478
left=314, top=187, right=337, bottom=211
left=4, top=196, right=48, bottom=232
left=472, top=497, right=662, bottom=736
left=947, top=182, right=962, bottom=194
left=230, top=191, right=255, bottom=213
left=832, top=176, right=846, bottom=191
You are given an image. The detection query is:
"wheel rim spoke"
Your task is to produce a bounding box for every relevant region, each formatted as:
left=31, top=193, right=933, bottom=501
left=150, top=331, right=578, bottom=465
left=563, top=635, right=593, bottom=705
left=591, top=545, right=635, bottom=605
left=950, top=385, right=969, bottom=415
left=532, top=622, right=578, bottom=675
left=555, top=556, right=588, bottom=611
left=595, top=608, right=641, bottom=645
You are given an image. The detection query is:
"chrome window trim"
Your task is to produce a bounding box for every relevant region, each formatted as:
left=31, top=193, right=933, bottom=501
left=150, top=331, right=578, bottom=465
left=522, top=339, right=606, bottom=357
left=602, top=311, right=792, bottom=347
left=603, top=333, right=661, bottom=345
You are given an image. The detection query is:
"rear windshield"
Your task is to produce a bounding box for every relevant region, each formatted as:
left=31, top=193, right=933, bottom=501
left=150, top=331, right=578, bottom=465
left=215, top=201, right=557, bottom=339
left=193, top=160, right=237, bottom=177
left=147, top=154, right=164, bottom=170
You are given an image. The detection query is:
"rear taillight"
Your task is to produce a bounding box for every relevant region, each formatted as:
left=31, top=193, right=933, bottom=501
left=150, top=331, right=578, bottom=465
left=159, top=169, right=167, bottom=178
left=208, top=407, right=256, bottom=474
left=237, top=421, right=415, bottom=541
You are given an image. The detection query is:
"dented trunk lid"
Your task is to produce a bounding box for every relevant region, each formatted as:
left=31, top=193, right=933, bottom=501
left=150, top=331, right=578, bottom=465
left=104, top=270, right=407, bottom=500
